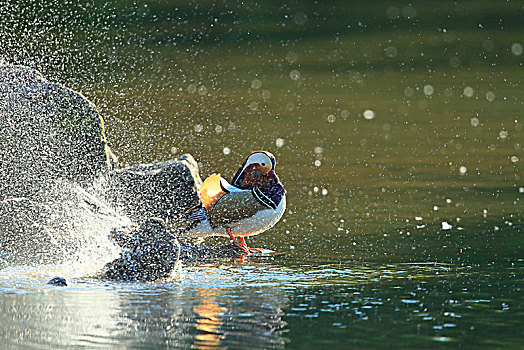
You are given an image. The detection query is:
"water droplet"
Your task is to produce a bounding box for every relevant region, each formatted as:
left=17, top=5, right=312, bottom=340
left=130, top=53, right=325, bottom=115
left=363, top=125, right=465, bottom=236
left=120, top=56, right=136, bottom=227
left=433, top=205, right=439, bottom=211
left=194, top=124, right=203, bottom=132
left=251, top=79, right=262, bottom=89
left=187, top=84, right=197, bottom=93
left=385, top=7, right=400, bottom=20
left=446, top=198, right=452, bottom=203
left=286, top=51, right=298, bottom=63
left=215, top=125, right=223, bottom=133
left=314, top=147, right=324, bottom=154
left=321, top=188, right=328, bottom=196
left=463, top=86, right=474, bottom=97
left=470, top=117, right=479, bottom=127
left=327, top=114, right=336, bottom=123
left=519, top=187, right=524, bottom=193
left=170, top=147, right=178, bottom=154
left=441, top=221, right=452, bottom=230
left=449, top=57, right=460, bottom=68
left=511, top=43, right=523, bottom=56
left=340, top=110, right=350, bottom=119
left=222, top=147, right=231, bottom=155
left=249, top=102, right=259, bottom=111
left=363, top=109, right=375, bottom=120
left=294, top=12, right=307, bottom=25
left=290, top=70, right=301, bottom=80
left=482, top=39, right=495, bottom=51
left=385, top=46, right=398, bottom=58
left=314, top=160, right=322, bottom=167
left=423, top=85, right=434, bottom=96
left=459, top=166, right=468, bottom=174
left=510, top=156, right=519, bottom=163
left=198, top=85, right=207, bottom=95
left=275, top=138, right=285, bottom=148
left=486, top=91, right=495, bottom=102
left=402, top=5, right=417, bottom=18
left=313, top=186, right=319, bottom=193
left=499, top=130, right=508, bottom=139
left=404, top=87, right=414, bottom=97
left=261, top=90, right=271, bottom=99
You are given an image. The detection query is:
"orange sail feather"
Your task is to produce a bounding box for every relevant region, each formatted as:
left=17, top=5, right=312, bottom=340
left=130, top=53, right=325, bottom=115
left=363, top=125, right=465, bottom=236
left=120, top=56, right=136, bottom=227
left=199, top=173, right=226, bottom=213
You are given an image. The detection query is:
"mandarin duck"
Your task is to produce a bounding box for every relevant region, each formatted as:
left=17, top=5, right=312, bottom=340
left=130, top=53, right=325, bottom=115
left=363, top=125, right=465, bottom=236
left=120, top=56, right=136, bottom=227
left=181, top=151, right=286, bottom=254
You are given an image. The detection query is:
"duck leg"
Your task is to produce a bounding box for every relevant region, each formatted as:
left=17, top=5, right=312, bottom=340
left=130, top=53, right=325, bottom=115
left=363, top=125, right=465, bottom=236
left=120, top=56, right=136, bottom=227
left=238, top=237, right=263, bottom=255
left=226, top=228, right=263, bottom=255
left=227, top=228, right=239, bottom=245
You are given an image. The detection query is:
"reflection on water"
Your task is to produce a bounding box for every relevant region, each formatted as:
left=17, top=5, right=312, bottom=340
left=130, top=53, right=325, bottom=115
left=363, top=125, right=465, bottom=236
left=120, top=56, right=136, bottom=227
left=0, top=259, right=522, bottom=348
left=194, top=288, right=226, bottom=349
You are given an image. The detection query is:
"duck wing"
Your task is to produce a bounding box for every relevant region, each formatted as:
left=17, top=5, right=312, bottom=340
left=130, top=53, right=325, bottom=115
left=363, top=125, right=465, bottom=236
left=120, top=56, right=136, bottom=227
left=178, top=173, right=231, bottom=235
left=210, top=188, right=272, bottom=228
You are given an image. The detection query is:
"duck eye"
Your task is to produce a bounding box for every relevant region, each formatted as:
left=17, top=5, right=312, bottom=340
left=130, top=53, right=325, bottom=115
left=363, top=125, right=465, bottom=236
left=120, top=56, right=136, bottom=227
left=261, top=162, right=266, bottom=166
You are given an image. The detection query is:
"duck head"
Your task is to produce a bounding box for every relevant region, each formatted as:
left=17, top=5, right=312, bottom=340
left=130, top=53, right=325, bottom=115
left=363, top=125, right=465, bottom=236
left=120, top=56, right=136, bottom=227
left=231, top=151, right=279, bottom=188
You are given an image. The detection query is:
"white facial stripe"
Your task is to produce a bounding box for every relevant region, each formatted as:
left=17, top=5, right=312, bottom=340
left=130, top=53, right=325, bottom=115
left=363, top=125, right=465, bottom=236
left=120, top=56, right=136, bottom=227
left=241, top=153, right=272, bottom=174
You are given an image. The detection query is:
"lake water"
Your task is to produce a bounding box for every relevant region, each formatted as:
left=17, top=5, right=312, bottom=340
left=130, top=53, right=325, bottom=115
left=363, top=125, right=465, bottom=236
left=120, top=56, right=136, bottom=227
left=1, top=1, right=522, bottom=348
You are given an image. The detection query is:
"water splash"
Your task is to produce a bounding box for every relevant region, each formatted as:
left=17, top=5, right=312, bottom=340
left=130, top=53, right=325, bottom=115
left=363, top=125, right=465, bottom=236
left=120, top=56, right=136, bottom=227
left=0, top=176, right=135, bottom=277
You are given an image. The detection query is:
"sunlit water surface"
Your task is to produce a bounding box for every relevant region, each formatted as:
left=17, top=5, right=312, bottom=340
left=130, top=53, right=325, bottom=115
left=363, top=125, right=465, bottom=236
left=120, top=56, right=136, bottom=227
left=1, top=258, right=522, bottom=348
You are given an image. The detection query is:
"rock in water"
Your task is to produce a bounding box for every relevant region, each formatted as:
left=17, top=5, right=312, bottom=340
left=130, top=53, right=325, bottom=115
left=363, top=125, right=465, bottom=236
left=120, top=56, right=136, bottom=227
left=103, top=218, right=180, bottom=281
left=0, top=65, right=212, bottom=273
left=48, top=277, right=67, bottom=287
left=97, top=155, right=202, bottom=223
left=0, top=64, right=116, bottom=199
left=104, top=217, right=245, bottom=281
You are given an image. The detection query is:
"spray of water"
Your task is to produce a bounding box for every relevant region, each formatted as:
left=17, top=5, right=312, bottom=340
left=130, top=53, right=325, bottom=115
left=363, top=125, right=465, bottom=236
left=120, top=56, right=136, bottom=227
left=0, top=64, right=133, bottom=278
left=0, top=178, right=134, bottom=278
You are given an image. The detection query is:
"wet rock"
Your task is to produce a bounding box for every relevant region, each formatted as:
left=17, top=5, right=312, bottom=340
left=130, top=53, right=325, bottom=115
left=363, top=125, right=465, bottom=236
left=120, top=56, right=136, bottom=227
left=97, top=155, right=202, bottom=223
left=0, top=64, right=116, bottom=199
left=103, top=218, right=181, bottom=282
left=103, top=218, right=245, bottom=281
left=48, top=277, right=67, bottom=287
